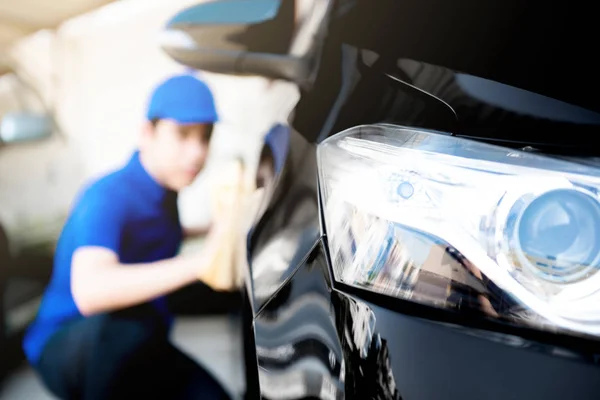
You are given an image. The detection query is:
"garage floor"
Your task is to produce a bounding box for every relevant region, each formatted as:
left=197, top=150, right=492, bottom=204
left=0, top=315, right=245, bottom=399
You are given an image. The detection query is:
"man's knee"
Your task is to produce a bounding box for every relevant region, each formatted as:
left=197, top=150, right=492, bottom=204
left=93, top=307, right=168, bottom=351
left=53, top=308, right=166, bottom=359
left=37, top=307, right=169, bottom=399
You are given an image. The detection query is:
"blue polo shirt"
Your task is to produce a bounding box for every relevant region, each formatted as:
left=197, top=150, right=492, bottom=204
left=23, top=151, right=183, bottom=364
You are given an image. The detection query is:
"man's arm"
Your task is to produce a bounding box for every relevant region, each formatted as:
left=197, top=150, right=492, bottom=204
left=71, top=246, right=211, bottom=316
left=183, top=223, right=212, bottom=239
left=69, top=188, right=223, bottom=316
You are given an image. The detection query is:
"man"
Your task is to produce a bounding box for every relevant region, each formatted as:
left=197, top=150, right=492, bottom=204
left=23, top=74, right=232, bottom=400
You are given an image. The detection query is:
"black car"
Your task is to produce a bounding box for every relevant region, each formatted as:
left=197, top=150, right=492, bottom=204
left=162, top=1, right=600, bottom=398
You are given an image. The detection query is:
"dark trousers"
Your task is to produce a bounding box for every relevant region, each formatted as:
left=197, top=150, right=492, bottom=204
left=34, top=303, right=231, bottom=400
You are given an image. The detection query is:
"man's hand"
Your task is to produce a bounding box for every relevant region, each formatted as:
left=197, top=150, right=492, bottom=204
left=195, top=218, right=239, bottom=292
left=196, top=158, right=252, bottom=292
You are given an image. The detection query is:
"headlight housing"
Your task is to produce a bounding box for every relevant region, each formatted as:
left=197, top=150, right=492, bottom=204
left=317, top=124, right=600, bottom=338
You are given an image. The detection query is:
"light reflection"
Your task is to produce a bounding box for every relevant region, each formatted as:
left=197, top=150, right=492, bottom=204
left=330, top=200, right=508, bottom=320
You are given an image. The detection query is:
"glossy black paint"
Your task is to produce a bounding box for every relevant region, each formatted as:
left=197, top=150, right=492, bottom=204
left=245, top=123, right=600, bottom=397
left=254, top=242, right=344, bottom=400
left=292, top=0, right=600, bottom=153
left=248, top=125, right=320, bottom=313
left=332, top=0, right=600, bottom=115
left=252, top=240, right=600, bottom=399
left=237, top=0, right=600, bottom=398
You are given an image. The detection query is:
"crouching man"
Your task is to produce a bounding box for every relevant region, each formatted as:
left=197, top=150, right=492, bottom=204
left=23, top=74, right=232, bottom=400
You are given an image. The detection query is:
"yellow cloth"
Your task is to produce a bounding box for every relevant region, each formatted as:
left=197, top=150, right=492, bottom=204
left=202, top=159, right=256, bottom=291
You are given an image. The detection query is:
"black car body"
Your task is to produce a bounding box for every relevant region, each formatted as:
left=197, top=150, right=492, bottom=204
left=164, top=1, right=600, bottom=398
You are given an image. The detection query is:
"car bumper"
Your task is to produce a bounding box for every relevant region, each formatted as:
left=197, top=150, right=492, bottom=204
left=253, top=239, right=600, bottom=400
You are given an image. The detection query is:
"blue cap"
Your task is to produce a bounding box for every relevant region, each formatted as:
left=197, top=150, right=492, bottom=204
left=146, top=74, right=218, bottom=124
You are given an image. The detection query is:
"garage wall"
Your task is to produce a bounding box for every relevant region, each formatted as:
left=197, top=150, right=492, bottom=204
left=3, top=0, right=299, bottom=243
left=0, top=31, right=83, bottom=249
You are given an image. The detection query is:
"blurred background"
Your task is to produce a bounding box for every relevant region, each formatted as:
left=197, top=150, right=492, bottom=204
left=0, top=0, right=299, bottom=398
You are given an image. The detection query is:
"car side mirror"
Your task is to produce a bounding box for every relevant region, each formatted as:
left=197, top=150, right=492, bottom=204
left=0, top=112, right=53, bottom=144
left=160, top=0, right=331, bottom=87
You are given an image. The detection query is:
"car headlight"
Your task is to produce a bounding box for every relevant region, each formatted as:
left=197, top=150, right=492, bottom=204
left=317, top=124, right=600, bottom=337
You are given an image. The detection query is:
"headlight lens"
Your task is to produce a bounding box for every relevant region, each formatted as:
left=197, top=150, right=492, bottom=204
left=317, top=124, right=600, bottom=337
left=516, top=189, right=600, bottom=284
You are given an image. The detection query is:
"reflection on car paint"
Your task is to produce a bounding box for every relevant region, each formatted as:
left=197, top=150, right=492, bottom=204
left=244, top=2, right=600, bottom=397
left=249, top=125, right=320, bottom=311
left=254, top=241, right=402, bottom=400
left=255, top=242, right=344, bottom=399
left=254, top=235, right=600, bottom=399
